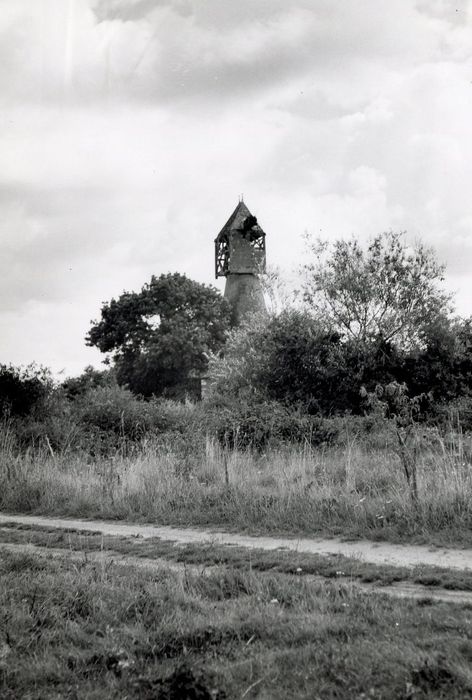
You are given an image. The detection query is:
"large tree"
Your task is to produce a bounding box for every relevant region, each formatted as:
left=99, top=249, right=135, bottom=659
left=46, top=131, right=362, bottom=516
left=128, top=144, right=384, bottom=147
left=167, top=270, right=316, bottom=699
left=207, top=234, right=458, bottom=416
left=302, top=232, right=452, bottom=349
left=209, top=309, right=407, bottom=415
left=87, top=273, right=231, bottom=398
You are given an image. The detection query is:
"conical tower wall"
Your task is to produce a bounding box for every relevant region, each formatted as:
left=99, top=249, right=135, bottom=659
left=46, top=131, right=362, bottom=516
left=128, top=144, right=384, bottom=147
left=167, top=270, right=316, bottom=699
left=215, top=200, right=267, bottom=325
left=224, top=273, right=266, bottom=325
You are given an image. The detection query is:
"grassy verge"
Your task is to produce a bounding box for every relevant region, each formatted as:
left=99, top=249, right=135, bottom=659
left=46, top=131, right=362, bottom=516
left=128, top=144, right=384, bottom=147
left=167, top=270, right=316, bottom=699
left=1, top=547, right=472, bottom=699
left=1, top=523, right=472, bottom=593
left=1, top=437, right=472, bottom=547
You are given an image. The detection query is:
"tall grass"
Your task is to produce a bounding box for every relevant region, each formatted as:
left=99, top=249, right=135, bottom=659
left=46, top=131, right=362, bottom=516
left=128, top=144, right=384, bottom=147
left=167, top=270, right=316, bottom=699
left=1, top=419, right=472, bottom=544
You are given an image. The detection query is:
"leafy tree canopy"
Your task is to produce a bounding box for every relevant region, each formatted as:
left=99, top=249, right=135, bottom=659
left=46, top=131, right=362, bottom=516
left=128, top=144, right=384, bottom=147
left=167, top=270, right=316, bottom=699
left=87, top=273, right=231, bottom=398
left=302, top=232, right=453, bottom=349
left=209, top=305, right=472, bottom=418
left=209, top=310, right=402, bottom=415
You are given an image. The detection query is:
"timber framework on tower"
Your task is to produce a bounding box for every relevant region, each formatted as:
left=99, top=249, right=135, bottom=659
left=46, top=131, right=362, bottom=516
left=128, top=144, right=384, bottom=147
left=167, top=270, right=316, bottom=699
left=214, top=214, right=266, bottom=278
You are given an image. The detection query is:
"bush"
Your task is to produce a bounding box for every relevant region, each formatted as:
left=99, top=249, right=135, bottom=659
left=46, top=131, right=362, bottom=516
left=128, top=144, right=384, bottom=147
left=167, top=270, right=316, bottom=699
left=68, top=386, right=203, bottom=455
left=201, top=396, right=338, bottom=451
left=74, top=385, right=151, bottom=438
left=61, top=366, right=117, bottom=399
left=209, top=310, right=411, bottom=416
left=5, top=381, right=205, bottom=458
left=0, top=364, right=53, bottom=417
left=428, top=396, right=472, bottom=433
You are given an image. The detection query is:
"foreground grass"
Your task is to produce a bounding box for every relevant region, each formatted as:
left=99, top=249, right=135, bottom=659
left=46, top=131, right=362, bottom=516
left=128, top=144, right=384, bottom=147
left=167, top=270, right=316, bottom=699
left=1, top=433, right=472, bottom=546
left=2, top=523, right=472, bottom=593
left=1, top=549, right=472, bottom=699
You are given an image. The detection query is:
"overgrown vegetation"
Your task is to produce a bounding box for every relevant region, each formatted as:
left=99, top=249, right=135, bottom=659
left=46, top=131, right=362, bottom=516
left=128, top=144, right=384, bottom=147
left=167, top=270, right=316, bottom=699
left=3, top=232, right=472, bottom=698
left=2, top=233, right=472, bottom=544
left=1, top=410, right=472, bottom=545
left=0, top=364, right=53, bottom=418
left=1, top=548, right=472, bottom=699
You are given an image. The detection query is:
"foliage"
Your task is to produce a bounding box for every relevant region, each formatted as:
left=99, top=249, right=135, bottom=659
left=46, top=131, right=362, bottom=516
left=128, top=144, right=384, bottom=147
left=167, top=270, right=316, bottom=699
left=73, top=385, right=155, bottom=440
left=302, top=232, right=452, bottom=349
left=210, top=306, right=472, bottom=418
left=2, top=413, right=472, bottom=543
left=248, top=311, right=348, bottom=413
left=207, top=312, right=271, bottom=402
left=434, top=396, right=472, bottom=433
left=0, top=364, right=53, bottom=417
left=87, top=272, right=231, bottom=398
left=209, top=310, right=406, bottom=415
left=361, top=381, right=434, bottom=505
left=404, top=316, right=472, bottom=405
left=7, top=384, right=202, bottom=457
left=61, top=365, right=117, bottom=399
left=72, top=386, right=197, bottom=439
left=259, top=265, right=298, bottom=316
left=65, top=387, right=201, bottom=456
left=202, top=394, right=338, bottom=450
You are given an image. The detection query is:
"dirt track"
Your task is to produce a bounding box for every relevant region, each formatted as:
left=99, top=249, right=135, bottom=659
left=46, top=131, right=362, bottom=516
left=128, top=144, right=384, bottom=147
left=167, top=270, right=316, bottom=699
left=1, top=511, right=471, bottom=571
left=1, top=535, right=472, bottom=606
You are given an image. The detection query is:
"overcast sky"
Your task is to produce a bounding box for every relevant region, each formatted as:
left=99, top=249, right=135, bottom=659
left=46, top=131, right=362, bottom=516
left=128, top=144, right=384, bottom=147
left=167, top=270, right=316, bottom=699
left=1, top=0, right=472, bottom=376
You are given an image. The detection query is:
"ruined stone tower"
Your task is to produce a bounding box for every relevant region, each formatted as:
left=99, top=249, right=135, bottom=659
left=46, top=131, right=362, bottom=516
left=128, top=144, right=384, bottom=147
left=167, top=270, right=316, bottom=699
left=214, top=200, right=267, bottom=324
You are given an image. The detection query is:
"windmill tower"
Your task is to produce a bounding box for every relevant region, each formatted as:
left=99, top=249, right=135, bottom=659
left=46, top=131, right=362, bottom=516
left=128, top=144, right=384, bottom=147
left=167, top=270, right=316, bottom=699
left=214, top=200, right=267, bottom=324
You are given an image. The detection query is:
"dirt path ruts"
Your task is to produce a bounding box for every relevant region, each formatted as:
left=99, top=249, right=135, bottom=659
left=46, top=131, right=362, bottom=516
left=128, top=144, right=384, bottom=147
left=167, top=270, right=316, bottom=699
left=2, top=540, right=472, bottom=605
left=1, top=512, right=471, bottom=571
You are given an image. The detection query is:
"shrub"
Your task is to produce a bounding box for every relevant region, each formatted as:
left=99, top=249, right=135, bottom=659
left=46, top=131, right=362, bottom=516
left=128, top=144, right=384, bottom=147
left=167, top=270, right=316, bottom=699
left=0, top=364, right=53, bottom=417
left=66, top=386, right=203, bottom=455
left=6, top=381, right=205, bottom=458
left=201, top=396, right=338, bottom=451
left=61, top=365, right=117, bottom=399
left=208, top=310, right=419, bottom=416
left=73, top=385, right=151, bottom=438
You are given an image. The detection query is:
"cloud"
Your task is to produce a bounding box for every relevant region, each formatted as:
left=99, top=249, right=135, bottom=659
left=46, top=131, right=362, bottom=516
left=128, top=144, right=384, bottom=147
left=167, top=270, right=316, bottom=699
left=2, top=0, right=462, bottom=108
left=1, top=0, right=472, bottom=373
left=92, top=0, right=171, bottom=23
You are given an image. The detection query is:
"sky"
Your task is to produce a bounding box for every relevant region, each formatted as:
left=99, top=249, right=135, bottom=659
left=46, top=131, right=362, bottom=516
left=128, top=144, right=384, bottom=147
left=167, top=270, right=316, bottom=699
left=1, top=0, right=472, bottom=377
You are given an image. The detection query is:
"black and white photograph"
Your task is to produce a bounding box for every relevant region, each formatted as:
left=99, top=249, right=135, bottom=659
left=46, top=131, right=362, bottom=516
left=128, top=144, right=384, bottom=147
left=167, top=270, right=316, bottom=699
left=1, top=1, right=472, bottom=697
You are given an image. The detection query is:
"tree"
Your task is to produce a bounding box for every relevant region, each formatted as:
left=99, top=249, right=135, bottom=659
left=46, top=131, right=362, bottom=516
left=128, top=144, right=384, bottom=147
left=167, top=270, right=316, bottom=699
left=401, top=315, right=472, bottom=406
left=87, top=273, right=231, bottom=398
left=302, top=232, right=452, bottom=350
left=209, top=309, right=374, bottom=415
left=209, top=235, right=468, bottom=416
left=249, top=310, right=349, bottom=413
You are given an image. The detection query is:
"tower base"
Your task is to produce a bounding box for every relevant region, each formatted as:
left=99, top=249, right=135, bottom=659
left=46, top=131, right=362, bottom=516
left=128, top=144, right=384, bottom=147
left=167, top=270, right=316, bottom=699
left=224, top=273, right=266, bottom=325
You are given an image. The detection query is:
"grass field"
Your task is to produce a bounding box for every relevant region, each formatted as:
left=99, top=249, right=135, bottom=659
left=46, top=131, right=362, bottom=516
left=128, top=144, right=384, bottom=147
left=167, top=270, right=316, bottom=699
left=2, top=544, right=472, bottom=699
left=1, top=522, right=472, bottom=594
left=1, top=431, right=472, bottom=546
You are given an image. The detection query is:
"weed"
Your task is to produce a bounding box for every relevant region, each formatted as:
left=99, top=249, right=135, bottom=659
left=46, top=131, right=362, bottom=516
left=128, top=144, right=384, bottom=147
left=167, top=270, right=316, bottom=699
left=2, top=416, right=472, bottom=545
